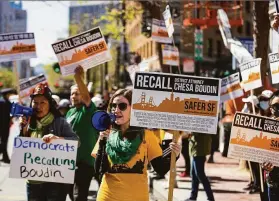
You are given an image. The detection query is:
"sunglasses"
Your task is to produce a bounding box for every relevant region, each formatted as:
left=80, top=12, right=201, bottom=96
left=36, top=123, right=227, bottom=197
left=110, top=102, right=128, bottom=111
left=271, top=103, right=279, bottom=111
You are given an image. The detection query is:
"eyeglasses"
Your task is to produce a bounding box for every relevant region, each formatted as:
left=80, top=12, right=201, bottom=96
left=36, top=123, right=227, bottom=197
left=271, top=103, right=279, bottom=111
left=110, top=102, right=128, bottom=111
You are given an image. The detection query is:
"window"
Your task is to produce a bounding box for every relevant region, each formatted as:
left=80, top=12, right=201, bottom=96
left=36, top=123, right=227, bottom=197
left=217, top=40, right=222, bottom=58
left=245, top=21, right=251, bottom=36
left=237, top=26, right=243, bottom=34
left=245, top=1, right=251, bottom=13
left=207, top=38, right=213, bottom=57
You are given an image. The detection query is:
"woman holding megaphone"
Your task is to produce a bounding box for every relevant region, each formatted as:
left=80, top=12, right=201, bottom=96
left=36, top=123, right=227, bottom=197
left=93, top=89, right=181, bottom=201
left=19, top=83, right=79, bottom=201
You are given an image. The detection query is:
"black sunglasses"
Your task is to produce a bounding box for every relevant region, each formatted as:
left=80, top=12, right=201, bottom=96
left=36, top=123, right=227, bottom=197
left=271, top=103, right=279, bottom=111
left=110, top=103, right=128, bottom=111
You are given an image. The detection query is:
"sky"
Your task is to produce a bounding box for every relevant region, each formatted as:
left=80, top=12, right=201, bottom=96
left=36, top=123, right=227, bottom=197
left=22, top=1, right=70, bottom=66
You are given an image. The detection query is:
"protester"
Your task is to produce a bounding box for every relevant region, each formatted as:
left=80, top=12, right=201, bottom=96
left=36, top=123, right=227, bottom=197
left=94, top=89, right=181, bottom=201
left=242, top=95, right=261, bottom=194
left=262, top=90, right=279, bottom=201
left=66, top=66, right=99, bottom=201
left=0, top=88, right=17, bottom=163
left=58, top=99, right=71, bottom=117
left=185, top=132, right=215, bottom=201
left=19, top=83, right=79, bottom=201
left=180, top=135, right=191, bottom=177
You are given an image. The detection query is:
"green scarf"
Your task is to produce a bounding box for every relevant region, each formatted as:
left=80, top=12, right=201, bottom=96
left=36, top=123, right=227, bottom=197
left=30, top=113, right=54, bottom=138
left=106, top=127, right=143, bottom=165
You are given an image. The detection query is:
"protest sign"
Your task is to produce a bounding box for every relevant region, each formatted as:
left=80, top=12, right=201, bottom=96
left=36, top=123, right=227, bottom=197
left=162, top=45, right=179, bottom=66
left=239, top=58, right=262, bottom=92
left=9, top=137, right=78, bottom=184
left=269, top=53, right=279, bottom=84
left=220, top=72, right=243, bottom=103
left=228, top=112, right=279, bottom=167
left=151, top=19, right=172, bottom=44
left=52, top=27, right=112, bottom=76
left=183, top=59, right=195, bottom=73
left=217, top=9, right=232, bottom=48
left=19, top=74, right=47, bottom=101
left=0, top=32, right=36, bottom=62
left=162, top=5, right=174, bottom=38
left=130, top=72, right=221, bottom=134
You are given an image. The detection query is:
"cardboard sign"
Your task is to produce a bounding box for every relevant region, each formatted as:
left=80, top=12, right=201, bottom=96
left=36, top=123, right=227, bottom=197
left=269, top=53, right=279, bottom=84
left=130, top=72, right=221, bottom=134
left=9, top=137, right=78, bottom=184
left=183, top=59, right=195, bottom=73
left=228, top=112, right=279, bottom=166
left=19, top=74, right=47, bottom=101
left=162, top=5, right=174, bottom=38
left=52, top=27, right=112, bottom=76
left=220, top=73, right=243, bottom=103
left=162, top=45, right=179, bottom=66
left=217, top=9, right=232, bottom=48
left=0, top=32, right=36, bottom=62
left=151, top=19, right=172, bottom=44
left=239, top=58, right=262, bottom=92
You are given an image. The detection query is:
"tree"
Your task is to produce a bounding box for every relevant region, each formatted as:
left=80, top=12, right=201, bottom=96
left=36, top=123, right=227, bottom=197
left=253, top=1, right=270, bottom=92
left=0, top=68, right=16, bottom=89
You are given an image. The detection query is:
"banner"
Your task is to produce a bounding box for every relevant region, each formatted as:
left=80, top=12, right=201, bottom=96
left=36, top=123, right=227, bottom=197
left=151, top=19, right=172, bottom=44
left=19, top=74, right=47, bottom=101
left=269, top=53, right=279, bottom=84
left=130, top=72, right=221, bottom=134
left=162, top=5, right=174, bottom=38
left=162, top=45, right=179, bottom=66
left=228, top=112, right=279, bottom=166
left=220, top=72, right=243, bottom=103
left=52, top=27, right=112, bottom=76
left=9, top=137, right=78, bottom=184
left=239, top=58, right=262, bottom=92
left=0, top=32, right=36, bottom=62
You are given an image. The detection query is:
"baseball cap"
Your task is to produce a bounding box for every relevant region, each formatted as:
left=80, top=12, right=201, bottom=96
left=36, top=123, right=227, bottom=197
left=52, top=95, right=60, bottom=105
left=258, top=90, right=273, bottom=100
left=92, top=96, right=104, bottom=108
left=242, top=95, right=259, bottom=105
left=58, top=99, right=71, bottom=109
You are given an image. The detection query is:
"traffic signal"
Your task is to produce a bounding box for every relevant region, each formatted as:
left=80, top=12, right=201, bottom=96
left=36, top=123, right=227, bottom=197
left=52, top=62, right=61, bottom=74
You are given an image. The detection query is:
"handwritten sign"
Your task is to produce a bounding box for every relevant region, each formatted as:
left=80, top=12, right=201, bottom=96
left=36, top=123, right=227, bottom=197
left=52, top=27, right=112, bottom=76
left=0, top=32, right=36, bottom=62
left=9, top=137, right=78, bottom=184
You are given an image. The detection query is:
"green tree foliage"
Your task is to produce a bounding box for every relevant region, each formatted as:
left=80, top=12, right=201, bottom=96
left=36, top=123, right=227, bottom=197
left=0, top=68, right=16, bottom=89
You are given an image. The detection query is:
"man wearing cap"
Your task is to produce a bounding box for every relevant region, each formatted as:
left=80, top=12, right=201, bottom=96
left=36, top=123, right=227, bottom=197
left=66, top=66, right=99, bottom=201
left=258, top=90, right=274, bottom=117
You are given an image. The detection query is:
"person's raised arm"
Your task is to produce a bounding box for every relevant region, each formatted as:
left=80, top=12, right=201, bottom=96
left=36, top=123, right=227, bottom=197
left=74, top=65, right=91, bottom=107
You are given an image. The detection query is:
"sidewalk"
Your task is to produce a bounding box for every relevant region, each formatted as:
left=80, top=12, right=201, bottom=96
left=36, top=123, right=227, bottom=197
left=149, top=153, right=261, bottom=201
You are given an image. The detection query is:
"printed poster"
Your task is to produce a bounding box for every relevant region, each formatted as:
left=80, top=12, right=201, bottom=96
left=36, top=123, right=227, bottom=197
left=151, top=19, right=172, bottom=44
left=52, top=27, right=112, bottom=76
left=162, top=45, right=179, bottom=66
left=239, top=58, right=262, bottom=92
left=19, top=74, right=48, bottom=101
left=228, top=112, right=279, bottom=167
left=0, top=32, right=36, bottom=62
left=183, top=59, right=195, bottom=73
left=269, top=53, right=279, bottom=84
left=220, top=72, right=244, bottom=103
left=9, top=137, right=78, bottom=184
left=130, top=72, right=221, bottom=134
left=162, top=5, right=174, bottom=38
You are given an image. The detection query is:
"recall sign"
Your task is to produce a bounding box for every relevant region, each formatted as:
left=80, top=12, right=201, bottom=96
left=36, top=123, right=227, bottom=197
left=130, top=72, right=221, bottom=134
left=9, top=137, right=78, bottom=184
left=228, top=112, right=279, bottom=166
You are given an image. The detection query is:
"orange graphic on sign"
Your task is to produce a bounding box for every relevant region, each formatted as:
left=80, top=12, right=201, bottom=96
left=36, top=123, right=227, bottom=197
left=163, top=54, right=179, bottom=61
left=0, top=42, right=35, bottom=55
left=272, top=66, right=279, bottom=75
left=243, top=72, right=260, bottom=84
left=221, top=83, right=242, bottom=95
left=59, top=41, right=107, bottom=67
left=230, top=129, right=279, bottom=152
left=152, top=28, right=169, bottom=37
left=132, top=92, right=218, bottom=117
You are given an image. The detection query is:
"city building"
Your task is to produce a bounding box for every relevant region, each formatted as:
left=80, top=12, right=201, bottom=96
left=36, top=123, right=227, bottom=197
left=0, top=1, right=31, bottom=79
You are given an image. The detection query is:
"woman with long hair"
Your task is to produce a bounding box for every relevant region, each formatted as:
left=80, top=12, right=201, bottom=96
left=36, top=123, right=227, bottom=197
left=94, top=89, right=181, bottom=201
left=19, top=83, right=79, bottom=201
